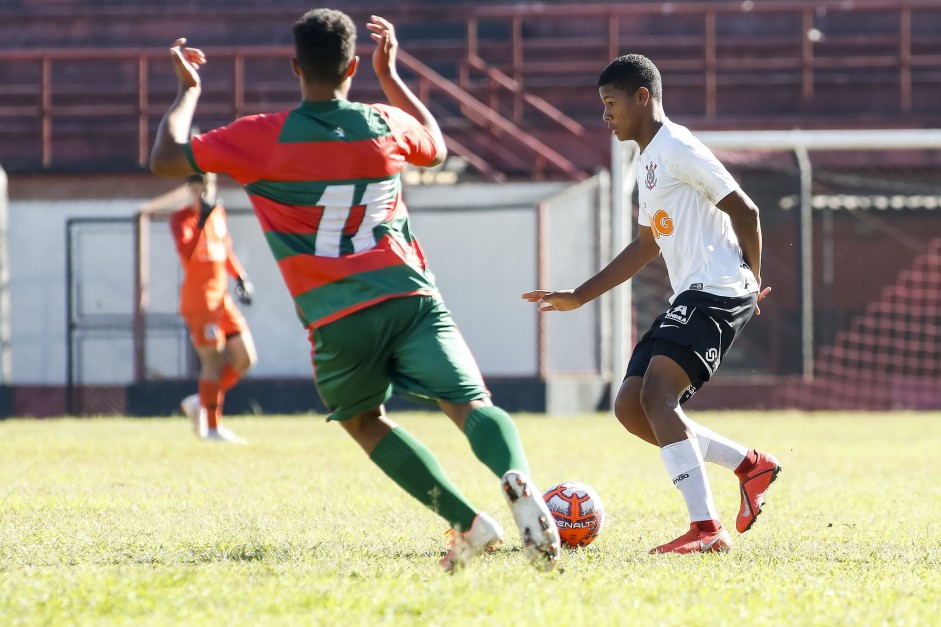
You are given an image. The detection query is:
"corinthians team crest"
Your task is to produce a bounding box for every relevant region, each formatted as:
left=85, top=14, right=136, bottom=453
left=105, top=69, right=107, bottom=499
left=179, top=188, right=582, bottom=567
left=644, top=162, right=658, bottom=190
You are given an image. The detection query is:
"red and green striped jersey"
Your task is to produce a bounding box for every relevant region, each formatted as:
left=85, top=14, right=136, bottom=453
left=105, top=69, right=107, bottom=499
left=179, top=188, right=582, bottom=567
left=185, top=99, right=440, bottom=329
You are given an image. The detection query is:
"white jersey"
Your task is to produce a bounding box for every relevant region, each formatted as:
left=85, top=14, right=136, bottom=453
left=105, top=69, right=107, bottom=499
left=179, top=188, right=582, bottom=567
left=636, top=118, right=758, bottom=302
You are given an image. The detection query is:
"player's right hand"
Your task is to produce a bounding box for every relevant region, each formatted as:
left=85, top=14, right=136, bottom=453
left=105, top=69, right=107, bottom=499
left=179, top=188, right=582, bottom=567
left=521, top=289, right=581, bottom=312
left=755, top=285, right=772, bottom=316
left=170, top=38, right=205, bottom=89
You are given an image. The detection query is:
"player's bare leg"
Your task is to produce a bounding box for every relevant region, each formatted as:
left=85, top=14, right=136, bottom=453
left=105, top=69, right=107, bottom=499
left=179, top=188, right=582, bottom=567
left=616, top=372, right=780, bottom=534
left=613, top=376, right=658, bottom=445
left=223, top=330, right=257, bottom=382
left=642, top=356, right=730, bottom=554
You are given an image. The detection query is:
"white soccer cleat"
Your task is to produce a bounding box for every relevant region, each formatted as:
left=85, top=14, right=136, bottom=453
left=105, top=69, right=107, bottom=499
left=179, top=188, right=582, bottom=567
left=501, top=470, right=562, bottom=572
left=439, top=512, right=505, bottom=573
left=180, top=394, right=207, bottom=438
left=203, top=426, right=247, bottom=445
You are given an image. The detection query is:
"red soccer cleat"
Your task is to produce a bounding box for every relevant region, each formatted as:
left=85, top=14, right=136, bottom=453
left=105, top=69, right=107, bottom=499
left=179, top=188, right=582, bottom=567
left=735, top=450, right=782, bottom=533
left=649, top=522, right=732, bottom=555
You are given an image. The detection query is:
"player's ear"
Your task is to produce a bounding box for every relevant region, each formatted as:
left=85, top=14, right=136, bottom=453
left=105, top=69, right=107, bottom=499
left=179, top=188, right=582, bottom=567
left=291, top=57, right=301, bottom=79
left=637, top=86, right=651, bottom=106
left=345, top=56, right=358, bottom=79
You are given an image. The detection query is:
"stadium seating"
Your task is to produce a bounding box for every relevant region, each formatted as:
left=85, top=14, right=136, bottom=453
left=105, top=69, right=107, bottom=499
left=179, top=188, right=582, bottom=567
left=3, top=1, right=941, bottom=178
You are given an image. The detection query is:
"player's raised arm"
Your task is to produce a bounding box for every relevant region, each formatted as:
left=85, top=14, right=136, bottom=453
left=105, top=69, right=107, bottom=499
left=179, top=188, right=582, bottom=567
left=150, top=38, right=205, bottom=177
left=367, top=15, right=446, bottom=165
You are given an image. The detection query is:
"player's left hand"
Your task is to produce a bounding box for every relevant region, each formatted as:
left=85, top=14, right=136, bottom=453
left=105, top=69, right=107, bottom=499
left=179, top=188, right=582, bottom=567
left=755, top=285, right=772, bottom=316
left=235, top=276, right=254, bottom=306
left=170, top=38, right=205, bottom=89
left=521, top=289, right=581, bottom=312
left=367, top=15, right=398, bottom=79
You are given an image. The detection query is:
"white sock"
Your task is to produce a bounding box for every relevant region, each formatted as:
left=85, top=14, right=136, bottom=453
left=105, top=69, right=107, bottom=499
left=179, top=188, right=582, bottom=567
left=689, top=420, right=748, bottom=470
left=660, top=439, right=719, bottom=523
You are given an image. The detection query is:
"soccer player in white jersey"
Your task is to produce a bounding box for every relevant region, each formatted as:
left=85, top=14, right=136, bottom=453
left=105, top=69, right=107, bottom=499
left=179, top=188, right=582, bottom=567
left=523, top=54, right=780, bottom=554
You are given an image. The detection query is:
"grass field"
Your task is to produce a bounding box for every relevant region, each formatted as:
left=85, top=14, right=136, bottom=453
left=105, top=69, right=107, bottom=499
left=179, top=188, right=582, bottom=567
left=1, top=410, right=940, bottom=626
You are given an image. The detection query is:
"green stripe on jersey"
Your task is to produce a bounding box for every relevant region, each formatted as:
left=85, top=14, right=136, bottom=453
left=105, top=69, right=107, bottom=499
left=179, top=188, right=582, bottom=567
left=246, top=177, right=391, bottom=207
left=264, top=230, right=320, bottom=262
left=294, top=265, right=435, bottom=328
left=279, top=100, right=391, bottom=143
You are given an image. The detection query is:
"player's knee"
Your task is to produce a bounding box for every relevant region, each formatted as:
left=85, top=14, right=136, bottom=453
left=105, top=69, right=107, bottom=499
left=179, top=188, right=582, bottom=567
left=638, top=377, right=676, bottom=416
left=232, top=351, right=256, bottom=373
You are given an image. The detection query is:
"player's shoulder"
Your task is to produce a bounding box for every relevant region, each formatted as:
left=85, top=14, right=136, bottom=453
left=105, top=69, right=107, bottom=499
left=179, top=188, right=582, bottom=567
left=210, top=110, right=291, bottom=137
left=660, top=120, right=715, bottom=162
left=661, top=120, right=702, bottom=149
left=168, top=206, right=195, bottom=231
left=169, top=206, right=191, bottom=222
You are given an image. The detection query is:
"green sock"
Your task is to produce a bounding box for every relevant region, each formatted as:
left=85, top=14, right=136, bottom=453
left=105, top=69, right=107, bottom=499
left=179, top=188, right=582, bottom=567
left=369, top=427, right=477, bottom=531
left=463, top=406, right=530, bottom=478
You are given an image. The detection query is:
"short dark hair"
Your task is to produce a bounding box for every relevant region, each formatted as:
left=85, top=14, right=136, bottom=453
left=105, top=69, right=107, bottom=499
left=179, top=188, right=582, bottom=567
left=597, top=54, right=662, bottom=100
left=293, top=8, right=357, bottom=85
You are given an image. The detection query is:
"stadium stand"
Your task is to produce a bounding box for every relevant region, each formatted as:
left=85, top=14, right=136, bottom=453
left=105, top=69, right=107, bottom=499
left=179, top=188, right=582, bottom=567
left=3, top=1, right=941, bottom=413
left=2, top=1, right=941, bottom=177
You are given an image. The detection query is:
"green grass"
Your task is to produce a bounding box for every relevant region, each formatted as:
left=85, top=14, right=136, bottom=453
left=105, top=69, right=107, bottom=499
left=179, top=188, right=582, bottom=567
left=1, top=411, right=940, bottom=626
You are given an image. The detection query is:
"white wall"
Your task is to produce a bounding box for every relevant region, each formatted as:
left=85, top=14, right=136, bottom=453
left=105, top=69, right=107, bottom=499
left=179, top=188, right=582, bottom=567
left=7, top=178, right=606, bottom=385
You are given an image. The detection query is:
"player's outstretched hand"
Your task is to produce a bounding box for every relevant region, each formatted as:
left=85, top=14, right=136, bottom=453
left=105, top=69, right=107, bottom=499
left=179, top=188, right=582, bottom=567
left=755, top=285, right=772, bottom=316
left=170, top=38, right=205, bottom=89
left=367, top=15, right=398, bottom=79
left=521, top=289, right=581, bottom=312
left=235, top=276, right=254, bottom=306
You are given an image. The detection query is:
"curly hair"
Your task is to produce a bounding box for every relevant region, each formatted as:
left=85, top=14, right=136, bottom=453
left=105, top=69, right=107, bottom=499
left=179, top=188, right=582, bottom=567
left=597, top=54, right=662, bottom=100
left=292, top=8, right=357, bottom=85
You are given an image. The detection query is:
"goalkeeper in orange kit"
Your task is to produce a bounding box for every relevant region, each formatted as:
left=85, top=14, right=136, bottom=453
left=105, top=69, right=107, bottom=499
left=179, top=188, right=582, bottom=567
left=169, top=172, right=256, bottom=443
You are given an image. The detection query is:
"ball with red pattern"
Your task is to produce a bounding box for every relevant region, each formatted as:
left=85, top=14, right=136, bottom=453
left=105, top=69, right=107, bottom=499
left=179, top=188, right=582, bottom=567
left=543, top=481, right=605, bottom=548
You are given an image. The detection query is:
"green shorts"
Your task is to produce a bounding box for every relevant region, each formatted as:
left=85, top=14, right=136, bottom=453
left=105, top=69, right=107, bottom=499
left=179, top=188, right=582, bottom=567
left=310, top=295, right=490, bottom=421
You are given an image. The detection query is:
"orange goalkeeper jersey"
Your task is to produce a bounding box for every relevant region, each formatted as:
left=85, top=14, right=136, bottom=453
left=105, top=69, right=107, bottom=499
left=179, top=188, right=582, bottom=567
left=169, top=203, right=245, bottom=316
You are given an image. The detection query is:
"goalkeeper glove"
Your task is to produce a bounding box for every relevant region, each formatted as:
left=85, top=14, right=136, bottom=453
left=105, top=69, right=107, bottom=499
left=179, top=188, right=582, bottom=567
left=197, top=197, right=217, bottom=228
left=235, top=276, right=254, bottom=306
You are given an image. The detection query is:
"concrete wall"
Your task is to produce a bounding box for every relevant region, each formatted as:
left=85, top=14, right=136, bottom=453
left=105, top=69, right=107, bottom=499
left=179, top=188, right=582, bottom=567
left=4, top=175, right=611, bottom=415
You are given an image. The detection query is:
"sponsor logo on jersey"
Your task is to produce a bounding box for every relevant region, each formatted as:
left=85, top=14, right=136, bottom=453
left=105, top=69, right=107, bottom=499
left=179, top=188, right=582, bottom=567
left=664, top=304, right=693, bottom=325
left=651, top=209, right=674, bottom=239
left=644, top=162, right=658, bottom=190
left=689, top=283, right=703, bottom=290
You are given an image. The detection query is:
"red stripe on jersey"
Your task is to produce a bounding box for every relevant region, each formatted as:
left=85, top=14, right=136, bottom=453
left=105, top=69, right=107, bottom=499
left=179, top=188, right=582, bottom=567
left=251, top=194, right=322, bottom=234
left=343, top=204, right=367, bottom=236
left=275, top=136, right=406, bottom=181
left=276, top=234, right=416, bottom=296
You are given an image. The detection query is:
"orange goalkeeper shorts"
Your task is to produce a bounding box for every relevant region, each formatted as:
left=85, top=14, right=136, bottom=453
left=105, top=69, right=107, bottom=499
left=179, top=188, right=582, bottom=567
left=182, top=294, right=248, bottom=348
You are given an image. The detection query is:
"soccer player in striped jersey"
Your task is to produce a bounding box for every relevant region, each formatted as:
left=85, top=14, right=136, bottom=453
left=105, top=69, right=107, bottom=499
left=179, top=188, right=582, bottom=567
left=170, top=172, right=256, bottom=444
left=150, top=9, right=560, bottom=572
left=523, top=54, right=780, bottom=554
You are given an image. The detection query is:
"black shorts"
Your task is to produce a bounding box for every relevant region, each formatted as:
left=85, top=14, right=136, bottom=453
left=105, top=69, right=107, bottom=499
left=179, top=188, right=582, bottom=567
left=625, top=290, right=758, bottom=404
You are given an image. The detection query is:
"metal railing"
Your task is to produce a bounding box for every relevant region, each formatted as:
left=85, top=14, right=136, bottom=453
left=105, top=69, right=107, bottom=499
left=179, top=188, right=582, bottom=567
left=1, top=1, right=939, bottom=175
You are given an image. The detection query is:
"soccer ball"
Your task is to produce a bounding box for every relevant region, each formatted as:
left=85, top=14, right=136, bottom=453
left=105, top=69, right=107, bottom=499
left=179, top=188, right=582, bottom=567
left=543, top=481, right=605, bottom=548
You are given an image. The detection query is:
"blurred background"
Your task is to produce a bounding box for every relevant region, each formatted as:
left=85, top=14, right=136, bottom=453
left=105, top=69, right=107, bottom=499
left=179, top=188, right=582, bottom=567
left=1, top=0, right=939, bottom=417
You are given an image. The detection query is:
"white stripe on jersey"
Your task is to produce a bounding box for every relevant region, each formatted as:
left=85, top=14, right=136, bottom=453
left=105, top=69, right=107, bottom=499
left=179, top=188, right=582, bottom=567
left=314, top=180, right=397, bottom=257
